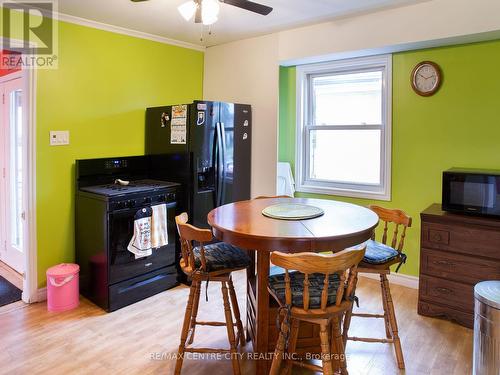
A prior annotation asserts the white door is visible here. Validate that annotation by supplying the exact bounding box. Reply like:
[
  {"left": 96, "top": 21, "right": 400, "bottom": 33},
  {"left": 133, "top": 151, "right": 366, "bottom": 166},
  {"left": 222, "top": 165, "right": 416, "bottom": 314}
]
[{"left": 0, "top": 76, "right": 26, "bottom": 274}]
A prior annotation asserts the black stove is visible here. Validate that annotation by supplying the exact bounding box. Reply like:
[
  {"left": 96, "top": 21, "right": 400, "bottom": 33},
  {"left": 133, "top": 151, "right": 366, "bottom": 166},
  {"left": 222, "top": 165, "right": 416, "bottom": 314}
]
[{"left": 75, "top": 156, "right": 180, "bottom": 312}]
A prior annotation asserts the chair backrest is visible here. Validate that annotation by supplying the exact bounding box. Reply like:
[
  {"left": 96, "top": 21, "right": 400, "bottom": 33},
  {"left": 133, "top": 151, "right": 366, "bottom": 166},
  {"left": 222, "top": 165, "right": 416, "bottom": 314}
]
[
  {"left": 369, "top": 205, "right": 412, "bottom": 252},
  {"left": 254, "top": 195, "right": 293, "bottom": 199},
  {"left": 270, "top": 247, "right": 365, "bottom": 312},
  {"left": 175, "top": 213, "right": 212, "bottom": 273}
]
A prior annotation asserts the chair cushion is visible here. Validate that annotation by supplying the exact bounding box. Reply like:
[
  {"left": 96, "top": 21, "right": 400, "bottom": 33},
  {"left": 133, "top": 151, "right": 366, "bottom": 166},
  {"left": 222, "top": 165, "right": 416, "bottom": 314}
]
[
  {"left": 193, "top": 242, "right": 251, "bottom": 272},
  {"left": 268, "top": 272, "right": 341, "bottom": 309},
  {"left": 363, "top": 239, "right": 399, "bottom": 265}
]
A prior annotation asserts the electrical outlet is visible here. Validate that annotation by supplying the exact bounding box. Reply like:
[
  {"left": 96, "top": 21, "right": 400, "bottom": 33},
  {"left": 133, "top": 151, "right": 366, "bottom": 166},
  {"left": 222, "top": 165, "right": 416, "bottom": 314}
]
[{"left": 50, "top": 131, "right": 70, "bottom": 146}]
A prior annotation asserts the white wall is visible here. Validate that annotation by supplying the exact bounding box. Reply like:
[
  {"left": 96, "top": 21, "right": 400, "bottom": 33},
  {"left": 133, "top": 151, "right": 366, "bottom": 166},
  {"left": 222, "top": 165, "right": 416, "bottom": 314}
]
[
  {"left": 203, "top": 33, "right": 280, "bottom": 197},
  {"left": 203, "top": 0, "right": 500, "bottom": 196},
  {"left": 278, "top": 0, "right": 500, "bottom": 65}
]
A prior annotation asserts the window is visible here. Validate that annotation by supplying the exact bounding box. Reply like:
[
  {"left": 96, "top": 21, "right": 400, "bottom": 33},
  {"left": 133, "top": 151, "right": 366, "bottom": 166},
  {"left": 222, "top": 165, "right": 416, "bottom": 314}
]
[
  {"left": 295, "top": 55, "right": 392, "bottom": 200},
  {"left": 10, "top": 89, "right": 23, "bottom": 249}
]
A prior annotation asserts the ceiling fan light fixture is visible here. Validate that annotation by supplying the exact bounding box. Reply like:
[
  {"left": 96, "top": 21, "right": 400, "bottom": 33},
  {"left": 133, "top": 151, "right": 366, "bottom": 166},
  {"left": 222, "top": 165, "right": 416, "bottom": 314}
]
[
  {"left": 201, "top": 0, "right": 220, "bottom": 25},
  {"left": 178, "top": 0, "right": 197, "bottom": 21},
  {"left": 202, "top": 15, "right": 218, "bottom": 25}
]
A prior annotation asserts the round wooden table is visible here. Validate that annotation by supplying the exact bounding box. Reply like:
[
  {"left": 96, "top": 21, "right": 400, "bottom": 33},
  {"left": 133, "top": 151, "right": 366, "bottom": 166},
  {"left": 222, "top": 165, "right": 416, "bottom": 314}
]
[{"left": 208, "top": 197, "right": 379, "bottom": 375}]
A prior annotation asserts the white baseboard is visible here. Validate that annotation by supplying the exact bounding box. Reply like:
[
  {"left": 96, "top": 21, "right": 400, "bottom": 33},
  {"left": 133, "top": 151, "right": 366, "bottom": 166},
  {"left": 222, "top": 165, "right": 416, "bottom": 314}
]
[
  {"left": 359, "top": 272, "right": 419, "bottom": 289},
  {"left": 37, "top": 287, "right": 47, "bottom": 302}
]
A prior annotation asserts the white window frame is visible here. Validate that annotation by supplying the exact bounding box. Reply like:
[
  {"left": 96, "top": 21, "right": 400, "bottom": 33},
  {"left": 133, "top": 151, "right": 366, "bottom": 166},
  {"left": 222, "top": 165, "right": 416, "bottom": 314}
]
[{"left": 295, "top": 54, "right": 392, "bottom": 200}]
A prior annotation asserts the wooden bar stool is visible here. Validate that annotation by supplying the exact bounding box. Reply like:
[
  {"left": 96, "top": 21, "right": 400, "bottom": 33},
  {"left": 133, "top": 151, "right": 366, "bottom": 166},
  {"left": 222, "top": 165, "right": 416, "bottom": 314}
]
[
  {"left": 343, "top": 205, "right": 412, "bottom": 370},
  {"left": 174, "top": 213, "right": 251, "bottom": 375},
  {"left": 268, "top": 247, "right": 366, "bottom": 375}
]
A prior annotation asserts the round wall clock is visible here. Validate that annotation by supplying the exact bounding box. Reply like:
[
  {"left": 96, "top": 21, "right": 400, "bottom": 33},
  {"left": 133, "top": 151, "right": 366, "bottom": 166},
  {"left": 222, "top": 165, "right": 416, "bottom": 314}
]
[{"left": 411, "top": 61, "right": 442, "bottom": 96}]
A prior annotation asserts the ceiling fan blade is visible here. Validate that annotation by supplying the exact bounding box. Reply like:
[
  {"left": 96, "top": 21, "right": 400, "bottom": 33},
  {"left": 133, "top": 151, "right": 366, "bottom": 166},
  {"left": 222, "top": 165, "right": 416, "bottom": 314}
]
[
  {"left": 221, "top": 0, "right": 273, "bottom": 15},
  {"left": 130, "top": 0, "right": 149, "bottom": 2},
  {"left": 194, "top": 0, "right": 202, "bottom": 23}
]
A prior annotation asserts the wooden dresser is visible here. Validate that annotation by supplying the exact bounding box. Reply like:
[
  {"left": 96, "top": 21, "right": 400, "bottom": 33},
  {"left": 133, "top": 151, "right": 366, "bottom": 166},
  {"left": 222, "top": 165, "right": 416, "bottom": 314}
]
[{"left": 419, "top": 204, "right": 500, "bottom": 328}]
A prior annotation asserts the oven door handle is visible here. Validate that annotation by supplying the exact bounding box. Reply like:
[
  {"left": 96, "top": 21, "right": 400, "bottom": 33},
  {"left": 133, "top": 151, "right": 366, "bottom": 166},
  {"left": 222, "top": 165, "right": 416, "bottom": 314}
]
[
  {"left": 109, "top": 201, "right": 176, "bottom": 216},
  {"left": 160, "top": 201, "right": 176, "bottom": 210}
]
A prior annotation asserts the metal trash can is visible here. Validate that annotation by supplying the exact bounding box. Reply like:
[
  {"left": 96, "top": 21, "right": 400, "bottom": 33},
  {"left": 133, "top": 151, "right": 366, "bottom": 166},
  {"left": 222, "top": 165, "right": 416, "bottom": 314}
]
[{"left": 473, "top": 281, "right": 500, "bottom": 375}]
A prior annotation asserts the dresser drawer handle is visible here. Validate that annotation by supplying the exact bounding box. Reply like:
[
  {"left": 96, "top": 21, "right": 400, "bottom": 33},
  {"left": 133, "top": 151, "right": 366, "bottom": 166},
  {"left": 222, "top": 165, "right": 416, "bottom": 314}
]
[
  {"left": 432, "top": 234, "right": 442, "bottom": 241},
  {"left": 433, "top": 260, "right": 455, "bottom": 266},
  {"left": 435, "top": 287, "right": 452, "bottom": 294}
]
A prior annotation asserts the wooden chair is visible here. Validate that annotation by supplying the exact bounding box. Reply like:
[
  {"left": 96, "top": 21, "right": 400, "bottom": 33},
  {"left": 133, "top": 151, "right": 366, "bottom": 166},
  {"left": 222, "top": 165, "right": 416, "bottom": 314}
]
[
  {"left": 342, "top": 205, "right": 412, "bottom": 370},
  {"left": 268, "top": 247, "right": 366, "bottom": 375},
  {"left": 174, "top": 213, "right": 250, "bottom": 375}
]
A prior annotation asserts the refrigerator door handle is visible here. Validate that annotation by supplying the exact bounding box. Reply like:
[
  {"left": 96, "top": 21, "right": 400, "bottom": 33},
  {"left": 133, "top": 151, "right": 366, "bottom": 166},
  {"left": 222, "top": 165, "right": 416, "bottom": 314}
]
[
  {"left": 215, "top": 122, "right": 224, "bottom": 206},
  {"left": 219, "top": 122, "right": 227, "bottom": 205},
  {"left": 212, "top": 122, "right": 219, "bottom": 208}
]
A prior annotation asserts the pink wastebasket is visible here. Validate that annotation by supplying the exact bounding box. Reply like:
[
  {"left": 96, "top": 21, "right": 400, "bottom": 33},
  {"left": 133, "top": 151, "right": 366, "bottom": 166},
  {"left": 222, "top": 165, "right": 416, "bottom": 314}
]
[{"left": 46, "top": 263, "right": 80, "bottom": 312}]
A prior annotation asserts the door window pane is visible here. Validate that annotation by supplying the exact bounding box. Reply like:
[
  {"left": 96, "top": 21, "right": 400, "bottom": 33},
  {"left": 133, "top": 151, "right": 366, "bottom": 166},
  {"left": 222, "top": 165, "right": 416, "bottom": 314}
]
[
  {"left": 309, "top": 129, "right": 381, "bottom": 185},
  {"left": 312, "top": 70, "right": 382, "bottom": 126},
  {"left": 9, "top": 89, "right": 23, "bottom": 250}
]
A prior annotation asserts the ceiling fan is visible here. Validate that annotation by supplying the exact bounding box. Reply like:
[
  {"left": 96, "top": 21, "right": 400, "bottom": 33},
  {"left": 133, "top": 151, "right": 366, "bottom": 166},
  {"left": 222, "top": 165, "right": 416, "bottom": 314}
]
[{"left": 130, "top": 0, "right": 273, "bottom": 26}]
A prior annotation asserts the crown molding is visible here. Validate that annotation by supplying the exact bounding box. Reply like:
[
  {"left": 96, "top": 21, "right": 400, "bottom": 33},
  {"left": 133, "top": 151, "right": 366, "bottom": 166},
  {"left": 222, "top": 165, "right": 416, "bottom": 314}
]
[
  {"left": 1, "top": 0, "right": 205, "bottom": 53},
  {"left": 5, "top": 1, "right": 205, "bottom": 51},
  {"left": 56, "top": 12, "right": 205, "bottom": 52}
]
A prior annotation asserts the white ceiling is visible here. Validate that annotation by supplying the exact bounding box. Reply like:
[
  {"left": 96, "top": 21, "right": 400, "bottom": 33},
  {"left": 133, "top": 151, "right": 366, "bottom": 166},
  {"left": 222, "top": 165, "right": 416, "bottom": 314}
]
[{"left": 54, "top": 0, "right": 425, "bottom": 47}]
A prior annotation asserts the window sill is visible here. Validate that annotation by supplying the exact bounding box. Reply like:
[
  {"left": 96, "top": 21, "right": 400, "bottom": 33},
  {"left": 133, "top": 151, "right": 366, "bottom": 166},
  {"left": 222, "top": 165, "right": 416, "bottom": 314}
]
[{"left": 296, "top": 184, "right": 391, "bottom": 201}]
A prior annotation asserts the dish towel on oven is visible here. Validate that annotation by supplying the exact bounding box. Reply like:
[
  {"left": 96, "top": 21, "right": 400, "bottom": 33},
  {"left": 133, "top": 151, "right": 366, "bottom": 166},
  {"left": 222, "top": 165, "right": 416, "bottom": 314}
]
[
  {"left": 127, "top": 207, "right": 153, "bottom": 259},
  {"left": 151, "top": 204, "right": 168, "bottom": 248}
]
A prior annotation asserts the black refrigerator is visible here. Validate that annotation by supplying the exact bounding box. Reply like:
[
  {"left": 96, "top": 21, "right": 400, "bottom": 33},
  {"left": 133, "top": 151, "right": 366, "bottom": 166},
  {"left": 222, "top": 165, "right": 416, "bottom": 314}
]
[{"left": 146, "top": 101, "right": 251, "bottom": 228}]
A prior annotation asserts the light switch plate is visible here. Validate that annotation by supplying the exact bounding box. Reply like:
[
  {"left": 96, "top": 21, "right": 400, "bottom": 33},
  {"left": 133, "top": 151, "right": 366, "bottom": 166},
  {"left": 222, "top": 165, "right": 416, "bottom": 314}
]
[{"left": 50, "top": 131, "right": 70, "bottom": 146}]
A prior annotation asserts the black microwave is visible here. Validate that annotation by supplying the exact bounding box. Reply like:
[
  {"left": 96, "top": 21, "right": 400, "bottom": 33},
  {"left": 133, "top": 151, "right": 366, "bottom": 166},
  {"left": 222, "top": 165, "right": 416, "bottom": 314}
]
[{"left": 442, "top": 168, "right": 500, "bottom": 217}]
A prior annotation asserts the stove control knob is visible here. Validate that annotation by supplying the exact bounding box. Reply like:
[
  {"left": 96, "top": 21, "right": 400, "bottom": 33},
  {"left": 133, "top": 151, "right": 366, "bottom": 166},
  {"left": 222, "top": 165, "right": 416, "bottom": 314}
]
[
  {"left": 127, "top": 200, "right": 136, "bottom": 208},
  {"left": 167, "top": 193, "right": 176, "bottom": 202},
  {"left": 116, "top": 202, "right": 125, "bottom": 210},
  {"left": 143, "top": 197, "right": 152, "bottom": 204},
  {"left": 158, "top": 194, "right": 166, "bottom": 202}
]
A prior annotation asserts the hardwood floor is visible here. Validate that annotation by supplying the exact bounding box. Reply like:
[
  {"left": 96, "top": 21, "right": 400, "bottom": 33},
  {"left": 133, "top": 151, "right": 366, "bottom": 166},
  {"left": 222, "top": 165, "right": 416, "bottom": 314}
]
[{"left": 0, "top": 271, "right": 472, "bottom": 375}]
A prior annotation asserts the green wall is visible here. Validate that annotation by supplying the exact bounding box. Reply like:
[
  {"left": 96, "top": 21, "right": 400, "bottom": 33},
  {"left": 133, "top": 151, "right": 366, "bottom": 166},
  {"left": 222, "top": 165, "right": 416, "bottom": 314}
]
[
  {"left": 279, "top": 39, "right": 500, "bottom": 277},
  {"left": 33, "top": 22, "right": 203, "bottom": 286}
]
